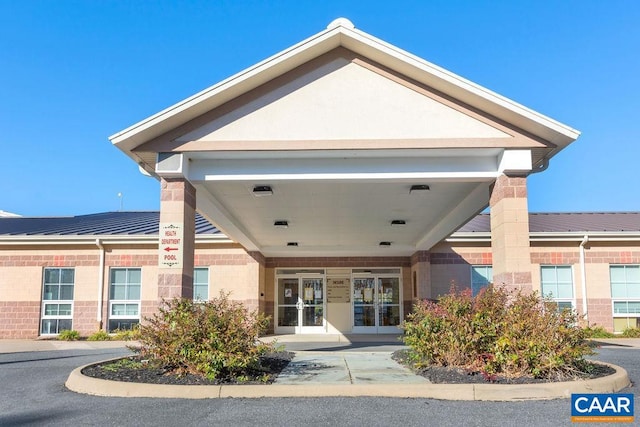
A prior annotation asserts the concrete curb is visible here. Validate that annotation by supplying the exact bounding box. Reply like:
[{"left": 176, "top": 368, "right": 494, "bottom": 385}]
[{"left": 65, "top": 360, "right": 630, "bottom": 401}]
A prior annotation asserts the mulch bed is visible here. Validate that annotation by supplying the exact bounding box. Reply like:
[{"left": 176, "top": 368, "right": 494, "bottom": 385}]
[
  {"left": 81, "top": 351, "right": 294, "bottom": 385},
  {"left": 82, "top": 349, "right": 615, "bottom": 386},
  {"left": 391, "top": 349, "right": 616, "bottom": 384}
]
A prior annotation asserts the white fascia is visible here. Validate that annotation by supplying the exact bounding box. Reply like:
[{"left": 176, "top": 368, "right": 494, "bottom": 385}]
[
  {"left": 529, "top": 232, "right": 640, "bottom": 242},
  {"left": 155, "top": 152, "right": 189, "bottom": 178},
  {"left": 445, "top": 234, "right": 492, "bottom": 243},
  {"left": 447, "top": 231, "right": 640, "bottom": 243},
  {"left": 187, "top": 149, "right": 506, "bottom": 182},
  {"left": 0, "top": 234, "right": 231, "bottom": 246},
  {"left": 498, "top": 150, "right": 532, "bottom": 174}
]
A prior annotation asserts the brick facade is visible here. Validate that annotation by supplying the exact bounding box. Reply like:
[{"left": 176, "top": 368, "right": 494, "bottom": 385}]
[
  {"left": 0, "top": 242, "right": 638, "bottom": 337},
  {"left": 585, "top": 298, "right": 614, "bottom": 330},
  {"left": 489, "top": 175, "right": 533, "bottom": 292},
  {"left": 586, "top": 251, "right": 640, "bottom": 264},
  {"left": 0, "top": 254, "right": 99, "bottom": 267},
  {"left": 105, "top": 254, "right": 157, "bottom": 266},
  {"left": 430, "top": 252, "right": 492, "bottom": 265},
  {"left": 265, "top": 256, "right": 411, "bottom": 268},
  {"left": 531, "top": 252, "right": 580, "bottom": 264},
  {"left": 195, "top": 253, "right": 260, "bottom": 266},
  {"left": 73, "top": 300, "right": 99, "bottom": 335},
  {"left": 0, "top": 301, "right": 40, "bottom": 338},
  {"left": 158, "top": 177, "right": 196, "bottom": 300}
]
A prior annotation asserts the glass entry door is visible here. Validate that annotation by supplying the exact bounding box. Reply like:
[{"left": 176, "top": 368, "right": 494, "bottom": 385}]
[
  {"left": 352, "top": 275, "right": 401, "bottom": 333},
  {"left": 276, "top": 276, "right": 325, "bottom": 334}
]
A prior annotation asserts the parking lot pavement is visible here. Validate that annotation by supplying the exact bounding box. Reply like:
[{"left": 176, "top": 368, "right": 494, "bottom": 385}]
[
  {"left": 0, "top": 339, "right": 135, "bottom": 353},
  {"left": 0, "top": 341, "right": 638, "bottom": 426}
]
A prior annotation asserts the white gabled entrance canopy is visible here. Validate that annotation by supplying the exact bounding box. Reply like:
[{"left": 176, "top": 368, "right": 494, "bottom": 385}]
[{"left": 110, "top": 18, "right": 579, "bottom": 258}]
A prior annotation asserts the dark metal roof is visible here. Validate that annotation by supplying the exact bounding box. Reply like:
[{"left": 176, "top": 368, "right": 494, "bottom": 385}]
[
  {"left": 1, "top": 211, "right": 638, "bottom": 238},
  {"left": 458, "top": 212, "right": 640, "bottom": 234},
  {"left": 0, "top": 212, "right": 219, "bottom": 236}
]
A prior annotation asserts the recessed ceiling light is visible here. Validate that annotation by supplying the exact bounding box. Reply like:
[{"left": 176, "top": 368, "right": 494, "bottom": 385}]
[
  {"left": 253, "top": 185, "right": 273, "bottom": 196},
  {"left": 274, "top": 220, "right": 289, "bottom": 228},
  {"left": 379, "top": 241, "right": 391, "bottom": 246},
  {"left": 287, "top": 242, "right": 298, "bottom": 247},
  {"left": 391, "top": 220, "right": 406, "bottom": 226},
  {"left": 409, "top": 184, "right": 430, "bottom": 194}
]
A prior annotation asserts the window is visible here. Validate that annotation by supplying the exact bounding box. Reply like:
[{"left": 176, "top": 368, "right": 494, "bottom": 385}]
[
  {"left": 541, "top": 266, "right": 574, "bottom": 311},
  {"left": 471, "top": 266, "right": 492, "bottom": 296},
  {"left": 193, "top": 267, "right": 209, "bottom": 301},
  {"left": 109, "top": 268, "right": 141, "bottom": 332},
  {"left": 610, "top": 265, "right": 640, "bottom": 333},
  {"left": 41, "top": 268, "right": 74, "bottom": 335}
]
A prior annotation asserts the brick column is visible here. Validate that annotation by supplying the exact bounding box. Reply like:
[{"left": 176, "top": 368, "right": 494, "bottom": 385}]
[
  {"left": 158, "top": 177, "right": 196, "bottom": 300},
  {"left": 410, "top": 251, "right": 432, "bottom": 300},
  {"left": 489, "top": 174, "right": 532, "bottom": 292}
]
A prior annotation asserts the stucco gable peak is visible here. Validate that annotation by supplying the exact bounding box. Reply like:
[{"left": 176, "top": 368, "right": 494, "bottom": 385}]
[{"left": 109, "top": 18, "right": 579, "bottom": 157}]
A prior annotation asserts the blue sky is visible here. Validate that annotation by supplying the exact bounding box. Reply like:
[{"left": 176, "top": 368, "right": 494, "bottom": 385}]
[{"left": 1, "top": 1, "right": 638, "bottom": 216}]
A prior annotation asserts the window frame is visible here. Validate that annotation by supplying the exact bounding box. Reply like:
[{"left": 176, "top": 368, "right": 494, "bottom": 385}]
[
  {"left": 41, "top": 267, "right": 75, "bottom": 335},
  {"left": 610, "top": 265, "right": 640, "bottom": 333},
  {"left": 108, "top": 267, "right": 142, "bottom": 331},
  {"left": 470, "top": 265, "right": 492, "bottom": 297},
  {"left": 193, "top": 267, "right": 209, "bottom": 302},
  {"left": 539, "top": 265, "right": 575, "bottom": 311}
]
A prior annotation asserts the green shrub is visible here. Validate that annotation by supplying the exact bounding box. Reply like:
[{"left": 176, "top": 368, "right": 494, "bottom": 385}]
[
  {"left": 112, "top": 325, "right": 141, "bottom": 341},
  {"left": 87, "top": 330, "right": 112, "bottom": 341},
  {"left": 137, "top": 292, "right": 273, "bottom": 380},
  {"left": 402, "top": 285, "right": 592, "bottom": 379},
  {"left": 621, "top": 327, "right": 640, "bottom": 338},
  {"left": 57, "top": 330, "right": 80, "bottom": 341},
  {"left": 102, "top": 357, "right": 144, "bottom": 372},
  {"left": 582, "top": 325, "right": 615, "bottom": 339}
]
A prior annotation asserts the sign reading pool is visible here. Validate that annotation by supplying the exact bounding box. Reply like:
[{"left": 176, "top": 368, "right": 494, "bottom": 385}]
[
  {"left": 571, "top": 393, "right": 634, "bottom": 423},
  {"left": 159, "top": 223, "right": 183, "bottom": 268}
]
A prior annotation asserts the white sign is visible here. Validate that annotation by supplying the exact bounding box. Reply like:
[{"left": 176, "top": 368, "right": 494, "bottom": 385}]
[
  {"left": 159, "top": 223, "right": 183, "bottom": 268},
  {"left": 304, "top": 287, "right": 314, "bottom": 301}
]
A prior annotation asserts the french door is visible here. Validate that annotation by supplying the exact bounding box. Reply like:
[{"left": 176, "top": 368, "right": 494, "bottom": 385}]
[
  {"left": 352, "top": 275, "right": 401, "bottom": 333},
  {"left": 276, "top": 275, "right": 326, "bottom": 334}
]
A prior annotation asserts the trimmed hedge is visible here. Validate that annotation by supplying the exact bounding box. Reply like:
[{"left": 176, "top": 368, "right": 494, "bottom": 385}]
[
  {"left": 137, "top": 292, "right": 273, "bottom": 380},
  {"left": 402, "top": 285, "right": 593, "bottom": 379}
]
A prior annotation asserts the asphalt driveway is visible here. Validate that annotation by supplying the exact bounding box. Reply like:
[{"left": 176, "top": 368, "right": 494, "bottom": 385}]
[{"left": 0, "top": 342, "right": 637, "bottom": 427}]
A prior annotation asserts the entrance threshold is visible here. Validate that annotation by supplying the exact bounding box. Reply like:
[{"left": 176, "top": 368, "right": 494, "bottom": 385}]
[{"left": 260, "top": 333, "right": 403, "bottom": 344}]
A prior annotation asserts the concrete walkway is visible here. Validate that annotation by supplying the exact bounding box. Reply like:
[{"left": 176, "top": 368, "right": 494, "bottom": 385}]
[
  {"left": 1, "top": 337, "right": 635, "bottom": 401},
  {"left": 275, "top": 351, "right": 428, "bottom": 385}
]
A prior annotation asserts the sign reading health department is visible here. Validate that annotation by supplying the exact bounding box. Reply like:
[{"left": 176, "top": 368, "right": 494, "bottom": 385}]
[{"left": 159, "top": 223, "right": 183, "bottom": 268}]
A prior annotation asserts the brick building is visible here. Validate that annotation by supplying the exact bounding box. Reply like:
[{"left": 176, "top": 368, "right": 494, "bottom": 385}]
[
  {"left": 2, "top": 19, "right": 637, "bottom": 338},
  {"left": 1, "top": 211, "right": 639, "bottom": 338}
]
